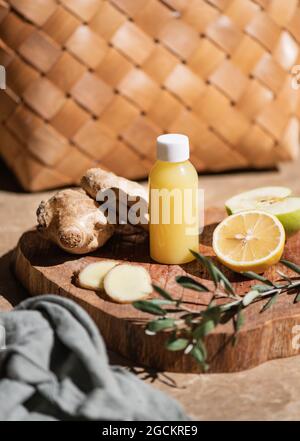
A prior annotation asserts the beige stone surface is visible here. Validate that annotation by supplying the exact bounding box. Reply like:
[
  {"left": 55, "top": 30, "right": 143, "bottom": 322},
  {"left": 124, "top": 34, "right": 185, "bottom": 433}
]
[{"left": 1, "top": 158, "right": 300, "bottom": 420}]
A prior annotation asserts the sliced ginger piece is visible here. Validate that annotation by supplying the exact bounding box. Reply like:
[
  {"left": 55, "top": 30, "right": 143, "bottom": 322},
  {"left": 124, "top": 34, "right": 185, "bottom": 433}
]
[
  {"left": 103, "top": 264, "right": 152, "bottom": 303},
  {"left": 78, "top": 260, "right": 118, "bottom": 291}
]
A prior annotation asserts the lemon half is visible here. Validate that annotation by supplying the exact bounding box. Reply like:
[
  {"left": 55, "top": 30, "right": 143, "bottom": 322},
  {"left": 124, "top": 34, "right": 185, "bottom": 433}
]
[{"left": 213, "top": 211, "right": 285, "bottom": 273}]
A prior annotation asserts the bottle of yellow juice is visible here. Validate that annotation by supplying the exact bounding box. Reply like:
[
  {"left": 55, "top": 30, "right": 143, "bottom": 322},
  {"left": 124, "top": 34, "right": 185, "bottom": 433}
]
[{"left": 149, "top": 134, "right": 199, "bottom": 264}]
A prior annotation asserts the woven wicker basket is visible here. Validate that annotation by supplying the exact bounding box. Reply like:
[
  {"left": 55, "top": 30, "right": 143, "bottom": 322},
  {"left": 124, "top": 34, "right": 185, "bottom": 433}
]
[{"left": 0, "top": 0, "right": 299, "bottom": 191}]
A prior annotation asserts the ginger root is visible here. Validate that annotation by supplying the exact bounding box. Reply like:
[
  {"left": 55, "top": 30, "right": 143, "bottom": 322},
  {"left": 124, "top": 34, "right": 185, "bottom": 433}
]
[
  {"left": 37, "top": 189, "right": 115, "bottom": 254},
  {"left": 77, "top": 261, "right": 152, "bottom": 302},
  {"left": 103, "top": 263, "right": 152, "bottom": 303},
  {"left": 77, "top": 260, "right": 118, "bottom": 290},
  {"left": 37, "top": 167, "right": 149, "bottom": 254},
  {"left": 115, "top": 223, "right": 148, "bottom": 244},
  {"left": 81, "top": 168, "right": 149, "bottom": 231}
]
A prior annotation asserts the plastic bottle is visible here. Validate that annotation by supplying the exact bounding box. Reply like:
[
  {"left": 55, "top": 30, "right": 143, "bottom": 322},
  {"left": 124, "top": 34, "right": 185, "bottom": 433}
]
[{"left": 149, "top": 134, "right": 199, "bottom": 264}]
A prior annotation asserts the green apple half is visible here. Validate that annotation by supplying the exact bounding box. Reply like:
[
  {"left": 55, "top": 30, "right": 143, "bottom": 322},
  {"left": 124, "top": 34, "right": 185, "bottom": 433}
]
[{"left": 225, "top": 187, "right": 300, "bottom": 236}]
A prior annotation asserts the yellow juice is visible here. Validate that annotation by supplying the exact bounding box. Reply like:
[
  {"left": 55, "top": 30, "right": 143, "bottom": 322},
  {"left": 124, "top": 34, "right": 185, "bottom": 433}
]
[{"left": 149, "top": 134, "right": 199, "bottom": 264}]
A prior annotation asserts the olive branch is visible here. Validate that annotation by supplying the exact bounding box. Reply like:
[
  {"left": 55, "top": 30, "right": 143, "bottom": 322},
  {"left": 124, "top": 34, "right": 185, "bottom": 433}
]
[{"left": 133, "top": 251, "right": 300, "bottom": 371}]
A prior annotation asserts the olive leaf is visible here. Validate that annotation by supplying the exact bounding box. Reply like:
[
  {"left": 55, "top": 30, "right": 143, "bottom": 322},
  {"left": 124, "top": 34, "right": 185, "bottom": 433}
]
[
  {"left": 165, "top": 338, "right": 189, "bottom": 351},
  {"left": 191, "top": 346, "right": 209, "bottom": 371},
  {"left": 201, "top": 305, "right": 222, "bottom": 323},
  {"left": 149, "top": 299, "right": 175, "bottom": 306},
  {"left": 281, "top": 260, "right": 300, "bottom": 275},
  {"left": 153, "top": 284, "right": 174, "bottom": 301},
  {"left": 276, "top": 270, "right": 292, "bottom": 283},
  {"left": 176, "top": 275, "right": 209, "bottom": 292},
  {"left": 191, "top": 250, "right": 235, "bottom": 294},
  {"left": 260, "top": 292, "right": 280, "bottom": 313},
  {"left": 133, "top": 253, "right": 300, "bottom": 371},
  {"left": 197, "top": 339, "right": 207, "bottom": 360},
  {"left": 242, "top": 272, "right": 274, "bottom": 286},
  {"left": 147, "top": 318, "right": 176, "bottom": 333},
  {"left": 214, "top": 268, "right": 235, "bottom": 295},
  {"left": 133, "top": 300, "right": 166, "bottom": 316},
  {"left": 190, "top": 250, "right": 219, "bottom": 287},
  {"left": 251, "top": 284, "right": 274, "bottom": 293},
  {"left": 193, "top": 320, "right": 215, "bottom": 339},
  {"left": 219, "top": 307, "right": 237, "bottom": 324},
  {"left": 294, "top": 292, "right": 300, "bottom": 303},
  {"left": 242, "top": 290, "right": 260, "bottom": 307},
  {"left": 234, "top": 306, "right": 244, "bottom": 332}
]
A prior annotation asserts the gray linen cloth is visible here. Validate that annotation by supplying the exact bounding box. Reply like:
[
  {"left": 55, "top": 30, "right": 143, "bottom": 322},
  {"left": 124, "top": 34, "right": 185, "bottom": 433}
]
[{"left": 0, "top": 295, "right": 189, "bottom": 421}]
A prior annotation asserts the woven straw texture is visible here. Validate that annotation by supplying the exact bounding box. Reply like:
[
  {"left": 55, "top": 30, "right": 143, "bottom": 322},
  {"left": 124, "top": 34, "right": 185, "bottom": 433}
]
[{"left": 0, "top": 0, "right": 300, "bottom": 191}]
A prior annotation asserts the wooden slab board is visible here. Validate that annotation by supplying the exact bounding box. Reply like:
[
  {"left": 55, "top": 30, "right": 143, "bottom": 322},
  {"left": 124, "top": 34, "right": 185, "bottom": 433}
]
[{"left": 14, "top": 208, "right": 300, "bottom": 373}]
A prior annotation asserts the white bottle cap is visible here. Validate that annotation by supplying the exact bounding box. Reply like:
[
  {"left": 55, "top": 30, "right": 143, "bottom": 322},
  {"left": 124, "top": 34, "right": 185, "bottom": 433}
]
[{"left": 157, "top": 134, "right": 190, "bottom": 162}]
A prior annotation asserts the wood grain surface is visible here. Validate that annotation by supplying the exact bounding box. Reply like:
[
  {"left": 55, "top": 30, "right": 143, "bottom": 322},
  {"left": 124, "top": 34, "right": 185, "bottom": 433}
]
[{"left": 14, "top": 207, "right": 300, "bottom": 373}]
